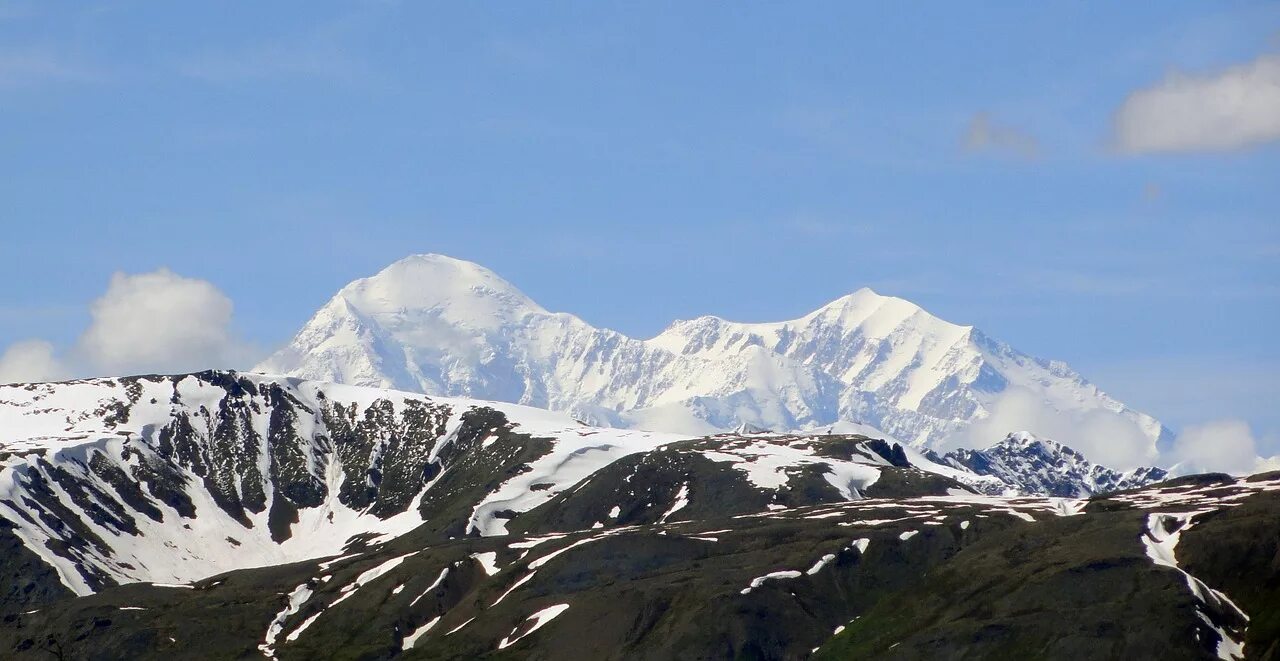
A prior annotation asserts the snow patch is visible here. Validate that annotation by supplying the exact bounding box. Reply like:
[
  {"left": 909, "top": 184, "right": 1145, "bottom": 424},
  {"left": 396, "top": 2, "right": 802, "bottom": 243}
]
[
  {"left": 401, "top": 616, "right": 441, "bottom": 650},
  {"left": 740, "top": 570, "right": 804, "bottom": 595},
  {"left": 497, "top": 603, "right": 571, "bottom": 650}
]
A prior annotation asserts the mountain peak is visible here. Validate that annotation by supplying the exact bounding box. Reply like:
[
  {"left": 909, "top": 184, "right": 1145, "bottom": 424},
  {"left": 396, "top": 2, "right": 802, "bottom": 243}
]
[
  {"left": 341, "top": 253, "right": 545, "bottom": 323},
  {"left": 991, "top": 431, "right": 1086, "bottom": 462},
  {"left": 807, "top": 287, "right": 939, "bottom": 327},
  {"left": 945, "top": 430, "right": 1167, "bottom": 497}
]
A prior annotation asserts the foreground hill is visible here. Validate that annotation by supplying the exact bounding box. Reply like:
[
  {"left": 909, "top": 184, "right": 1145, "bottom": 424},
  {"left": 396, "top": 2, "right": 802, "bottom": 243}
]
[
  {"left": 255, "top": 254, "right": 1170, "bottom": 455},
  {"left": 0, "top": 371, "right": 1265, "bottom": 659}
]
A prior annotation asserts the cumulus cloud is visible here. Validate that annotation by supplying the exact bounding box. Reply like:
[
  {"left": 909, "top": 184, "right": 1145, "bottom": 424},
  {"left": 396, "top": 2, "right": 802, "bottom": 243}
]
[
  {"left": 0, "top": 269, "right": 258, "bottom": 383},
  {"left": 945, "top": 387, "right": 1159, "bottom": 470},
  {"left": 1113, "top": 53, "right": 1280, "bottom": 153},
  {"left": 75, "top": 269, "right": 257, "bottom": 375},
  {"left": 964, "top": 113, "right": 1040, "bottom": 158},
  {"left": 1167, "top": 419, "right": 1280, "bottom": 476},
  {"left": 0, "top": 340, "right": 65, "bottom": 384}
]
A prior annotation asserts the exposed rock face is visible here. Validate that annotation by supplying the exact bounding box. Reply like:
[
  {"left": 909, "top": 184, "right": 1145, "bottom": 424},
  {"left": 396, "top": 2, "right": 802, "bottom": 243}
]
[{"left": 937, "top": 431, "right": 1171, "bottom": 497}]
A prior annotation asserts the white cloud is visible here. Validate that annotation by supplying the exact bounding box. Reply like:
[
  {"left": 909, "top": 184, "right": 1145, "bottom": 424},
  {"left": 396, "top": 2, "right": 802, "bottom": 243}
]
[
  {"left": 964, "top": 113, "right": 1040, "bottom": 158},
  {"left": 945, "top": 388, "right": 1280, "bottom": 476},
  {"left": 1082, "top": 357, "right": 1280, "bottom": 454},
  {"left": 0, "top": 340, "right": 65, "bottom": 384},
  {"left": 1113, "top": 53, "right": 1280, "bottom": 153},
  {"left": 75, "top": 269, "right": 257, "bottom": 375},
  {"left": 1167, "top": 419, "right": 1280, "bottom": 476},
  {"left": 0, "top": 269, "right": 258, "bottom": 383},
  {"left": 944, "top": 387, "right": 1159, "bottom": 470}
]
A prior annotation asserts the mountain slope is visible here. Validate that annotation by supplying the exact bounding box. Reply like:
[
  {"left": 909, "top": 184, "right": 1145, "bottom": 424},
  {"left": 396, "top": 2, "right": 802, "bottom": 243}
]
[
  {"left": 0, "top": 372, "right": 1257, "bottom": 660},
  {"left": 4, "top": 453, "right": 1274, "bottom": 659},
  {"left": 0, "top": 371, "right": 683, "bottom": 597},
  {"left": 256, "top": 254, "right": 1171, "bottom": 462},
  {"left": 0, "top": 372, "right": 1165, "bottom": 608}
]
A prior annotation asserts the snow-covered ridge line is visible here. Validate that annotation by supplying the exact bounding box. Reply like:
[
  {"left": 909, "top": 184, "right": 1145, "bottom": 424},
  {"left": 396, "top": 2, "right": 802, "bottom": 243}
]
[
  {"left": 256, "top": 253, "right": 1171, "bottom": 453},
  {"left": 0, "top": 371, "right": 685, "bottom": 594}
]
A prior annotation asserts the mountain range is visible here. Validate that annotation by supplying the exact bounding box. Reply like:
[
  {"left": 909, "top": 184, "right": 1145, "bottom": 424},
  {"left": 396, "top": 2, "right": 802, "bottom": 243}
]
[
  {"left": 4, "top": 253, "right": 1273, "bottom": 659},
  {"left": 256, "top": 254, "right": 1172, "bottom": 467}
]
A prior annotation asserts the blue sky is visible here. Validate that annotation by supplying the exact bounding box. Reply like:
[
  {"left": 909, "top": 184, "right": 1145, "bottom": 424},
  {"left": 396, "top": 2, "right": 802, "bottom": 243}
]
[{"left": 1, "top": 2, "right": 1277, "bottom": 448}]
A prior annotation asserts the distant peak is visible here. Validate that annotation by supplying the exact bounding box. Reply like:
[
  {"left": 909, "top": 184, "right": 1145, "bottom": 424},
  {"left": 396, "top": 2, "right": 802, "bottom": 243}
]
[
  {"left": 807, "top": 287, "right": 916, "bottom": 321},
  {"left": 379, "top": 253, "right": 505, "bottom": 280},
  {"left": 1004, "top": 430, "right": 1044, "bottom": 446},
  {"left": 815, "top": 287, "right": 922, "bottom": 313},
  {"left": 825, "top": 287, "right": 883, "bottom": 305},
  {"left": 732, "top": 422, "right": 773, "bottom": 435},
  {"left": 990, "top": 431, "right": 1085, "bottom": 460},
  {"left": 338, "top": 253, "right": 546, "bottom": 319},
  {"left": 391, "top": 252, "right": 479, "bottom": 267}
]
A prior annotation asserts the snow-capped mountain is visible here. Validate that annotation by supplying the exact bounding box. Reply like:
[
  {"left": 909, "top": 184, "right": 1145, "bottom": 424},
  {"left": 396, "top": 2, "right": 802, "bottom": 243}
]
[{"left": 257, "top": 254, "right": 1171, "bottom": 459}]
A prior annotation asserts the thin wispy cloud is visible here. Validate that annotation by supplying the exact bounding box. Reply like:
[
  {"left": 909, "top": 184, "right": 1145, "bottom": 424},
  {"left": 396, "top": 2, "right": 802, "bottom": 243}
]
[
  {"left": 1113, "top": 53, "right": 1280, "bottom": 153},
  {"left": 0, "top": 48, "right": 100, "bottom": 87},
  {"left": 173, "top": 14, "right": 383, "bottom": 85},
  {"left": 1029, "top": 270, "right": 1158, "bottom": 297},
  {"left": 176, "top": 40, "right": 369, "bottom": 84},
  {"left": 963, "top": 112, "right": 1040, "bottom": 158},
  {"left": 781, "top": 215, "right": 873, "bottom": 238},
  {"left": 0, "top": 0, "right": 35, "bottom": 21}
]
